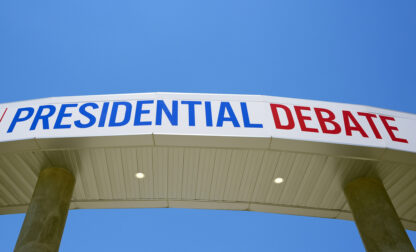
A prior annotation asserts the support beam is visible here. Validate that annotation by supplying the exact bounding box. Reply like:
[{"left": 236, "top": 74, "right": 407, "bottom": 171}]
[
  {"left": 344, "top": 177, "right": 415, "bottom": 252},
  {"left": 14, "top": 167, "right": 75, "bottom": 252}
]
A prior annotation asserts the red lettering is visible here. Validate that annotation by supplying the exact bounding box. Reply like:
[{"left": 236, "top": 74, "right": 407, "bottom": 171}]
[
  {"left": 314, "top": 108, "right": 341, "bottom": 134},
  {"left": 294, "top": 106, "right": 318, "bottom": 133},
  {"left": 379, "top": 116, "right": 408, "bottom": 143},
  {"left": 343, "top": 111, "right": 368, "bottom": 137},
  {"left": 357, "top": 112, "right": 382, "bottom": 139},
  {"left": 270, "top": 104, "right": 295, "bottom": 130}
]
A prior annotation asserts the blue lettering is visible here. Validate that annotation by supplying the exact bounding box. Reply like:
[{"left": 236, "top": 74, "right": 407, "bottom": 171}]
[
  {"left": 216, "top": 102, "right": 240, "bottom": 127},
  {"left": 134, "top": 100, "right": 153, "bottom": 126},
  {"left": 181, "top": 101, "right": 201, "bottom": 126},
  {"left": 241, "top": 102, "right": 263, "bottom": 128},
  {"left": 109, "top": 102, "right": 132, "bottom": 127},
  {"left": 156, "top": 100, "right": 178, "bottom": 126},
  {"left": 98, "top": 102, "right": 109, "bottom": 127},
  {"left": 54, "top": 104, "right": 77, "bottom": 129},
  {"left": 30, "top": 105, "right": 56, "bottom": 130},
  {"left": 75, "top": 103, "right": 98, "bottom": 128},
  {"left": 205, "top": 101, "right": 213, "bottom": 127},
  {"left": 7, "top": 107, "right": 34, "bottom": 133}
]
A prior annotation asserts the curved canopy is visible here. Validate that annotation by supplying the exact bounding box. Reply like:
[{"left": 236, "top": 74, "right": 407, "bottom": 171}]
[{"left": 1, "top": 92, "right": 415, "bottom": 230}]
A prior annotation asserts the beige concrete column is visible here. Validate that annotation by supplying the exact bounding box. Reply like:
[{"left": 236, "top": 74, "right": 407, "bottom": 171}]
[
  {"left": 14, "top": 167, "right": 75, "bottom": 252},
  {"left": 344, "top": 177, "right": 415, "bottom": 252}
]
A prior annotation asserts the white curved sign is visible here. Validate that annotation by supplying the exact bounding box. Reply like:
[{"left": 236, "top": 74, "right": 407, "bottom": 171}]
[{"left": 0, "top": 93, "right": 415, "bottom": 158}]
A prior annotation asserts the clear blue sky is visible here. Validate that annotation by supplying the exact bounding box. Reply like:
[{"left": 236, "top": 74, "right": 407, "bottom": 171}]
[{"left": 1, "top": 0, "right": 416, "bottom": 251}]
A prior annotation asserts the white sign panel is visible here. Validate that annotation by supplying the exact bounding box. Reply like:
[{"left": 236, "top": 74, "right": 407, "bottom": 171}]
[{"left": 0, "top": 93, "right": 415, "bottom": 155}]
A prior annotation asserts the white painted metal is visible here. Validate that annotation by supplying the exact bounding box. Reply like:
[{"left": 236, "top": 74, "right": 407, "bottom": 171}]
[{"left": 0, "top": 93, "right": 415, "bottom": 230}]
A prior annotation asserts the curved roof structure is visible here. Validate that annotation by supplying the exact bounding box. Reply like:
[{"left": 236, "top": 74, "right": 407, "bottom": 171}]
[{"left": 1, "top": 92, "right": 415, "bottom": 230}]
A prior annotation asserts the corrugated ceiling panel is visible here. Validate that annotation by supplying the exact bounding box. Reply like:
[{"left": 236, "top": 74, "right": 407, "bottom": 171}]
[
  {"left": 306, "top": 157, "right": 340, "bottom": 208},
  {"left": 195, "top": 149, "right": 216, "bottom": 200},
  {"left": 406, "top": 205, "right": 416, "bottom": 221},
  {"left": 392, "top": 167, "right": 416, "bottom": 217},
  {"left": 1, "top": 145, "right": 415, "bottom": 230},
  {"left": 89, "top": 149, "right": 113, "bottom": 200},
  {"left": 167, "top": 147, "right": 184, "bottom": 199},
  {"left": 209, "top": 149, "right": 232, "bottom": 201},
  {"left": 388, "top": 166, "right": 416, "bottom": 208},
  {"left": 136, "top": 147, "right": 154, "bottom": 199},
  {"left": 76, "top": 150, "right": 99, "bottom": 200},
  {"left": 398, "top": 191, "right": 416, "bottom": 220},
  {"left": 223, "top": 150, "right": 249, "bottom": 201},
  {"left": 152, "top": 147, "right": 168, "bottom": 199},
  {"left": 383, "top": 166, "right": 411, "bottom": 196},
  {"left": 0, "top": 156, "right": 31, "bottom": 204},
  {"left": 279, "top": 154, "right": 313, "bottom": 205},
  {"left": 251, "top": 151, "right": 281, "bottom": 203},
  {"left": 0, "top": 151, "right": 50, "bottom": 206},
  {"left": 316, "top": 158, "right": 351, "bottom": 209},
  {"left": 121, "top": 148, "right": 141, "bottom": 200},
  {"left": 10, "top": 154, "right": 40, "bottom": 184},
  {"left": 265, "top": 152, "right": 297, "bottom": 204},
  {"left": 181, "top": 148, "right": 199, "bottom": 200},
  {"left": 292, "top": 155, "right": 327, "bottom": 206},
  {"left": 236, "top": 150, "right": 264, "bottom": 202},
  {"left": 1, "top": 155, "right": 37, "bottom": 198},
  {"left": 377, "top": 162, "right": 402, "bottom": 189},
  {"left": 0, "top": 174, "right": 22, "bottom": 205},
  {"left": 104, "top": 148, "right": 127, "bottom": 200}
]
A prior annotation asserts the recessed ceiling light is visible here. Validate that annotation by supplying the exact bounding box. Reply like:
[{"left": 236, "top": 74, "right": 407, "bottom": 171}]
[
  {"left": 135, "top": 172, "right": 145, "bottom": 179},
  {"left": 274, "top": 177, "right": 284, "bottom": 184}
]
